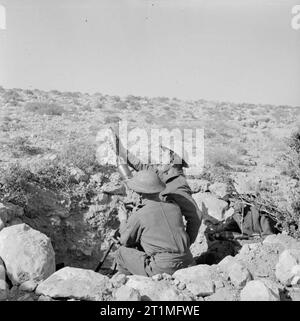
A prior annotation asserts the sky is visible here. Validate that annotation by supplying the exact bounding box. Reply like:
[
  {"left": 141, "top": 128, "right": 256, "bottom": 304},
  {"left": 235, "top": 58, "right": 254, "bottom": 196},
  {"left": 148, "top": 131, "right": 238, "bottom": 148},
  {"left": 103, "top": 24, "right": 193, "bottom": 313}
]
[{"left": 0, "top": 0, "right": 300, "bottom": 106}]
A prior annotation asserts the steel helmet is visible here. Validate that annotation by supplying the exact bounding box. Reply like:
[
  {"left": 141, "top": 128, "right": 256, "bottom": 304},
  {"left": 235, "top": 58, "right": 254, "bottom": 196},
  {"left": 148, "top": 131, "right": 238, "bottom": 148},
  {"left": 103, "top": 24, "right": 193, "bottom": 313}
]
[{"left": 127, "top": 170, "right": 166, "bottom": 194}]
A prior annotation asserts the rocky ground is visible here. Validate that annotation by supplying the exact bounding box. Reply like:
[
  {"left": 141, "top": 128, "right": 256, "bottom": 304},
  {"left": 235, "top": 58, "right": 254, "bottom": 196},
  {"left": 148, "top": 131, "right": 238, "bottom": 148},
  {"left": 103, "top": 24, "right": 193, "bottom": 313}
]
[
  {"left": 0, "top": 86, "right": 300, "bottom": 301},
  {"left": 1, "top": 223, "right": 300, "bottom": 301}
]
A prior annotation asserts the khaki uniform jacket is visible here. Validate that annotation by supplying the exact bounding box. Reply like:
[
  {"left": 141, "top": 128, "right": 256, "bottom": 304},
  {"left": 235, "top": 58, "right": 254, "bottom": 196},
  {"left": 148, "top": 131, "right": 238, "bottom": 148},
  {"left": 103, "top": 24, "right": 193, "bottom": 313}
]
[{"left": 119, "top": 199, "right": 194, "bottom": 270}]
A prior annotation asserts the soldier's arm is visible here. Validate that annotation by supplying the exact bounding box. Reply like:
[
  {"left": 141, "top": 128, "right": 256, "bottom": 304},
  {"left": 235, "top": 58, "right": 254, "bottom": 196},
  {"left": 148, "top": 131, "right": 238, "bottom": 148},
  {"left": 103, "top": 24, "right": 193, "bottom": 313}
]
[
  {"left": 119, "top": 212, "right": 143, "bottom": 247},
  {"left": 116, "top": 133, "right": 159, "bottom": 172},
  {"left": 166, "top": 192, "right": 202, "bottom": 244}
]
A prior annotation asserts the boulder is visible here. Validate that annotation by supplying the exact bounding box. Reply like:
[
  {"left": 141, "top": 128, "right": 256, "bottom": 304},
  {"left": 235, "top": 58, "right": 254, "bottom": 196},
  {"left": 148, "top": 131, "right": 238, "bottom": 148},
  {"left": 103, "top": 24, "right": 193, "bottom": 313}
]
[
  {"left": 126, "top": 275, "right": 193, "bottom": 301},
  {"left": 152, "top": 274, "right": 163, "bottom": 281},
  {"left": 218, "top": 256, "right": 252, "bottom": 287},
  {"left": 208, "top": 182, "right": 230, "bottom": 199},
  {"left": 233, "top": 178, "right": 257, "bottom": 195},
  {"left": 192, "top": 192, "right": 228, "bottom": 221},
  {"left": 218, "top": 255, "right": 236, "bottom": 272},
  {"left": 240, "top": 280, "right": 280, "bottom": 301},
  {"left": 234, "top": 242, "right": 280, "bottom": 279},
  {"left": 186, "top": 179, "right": 210, "bottom": 194},
  {"left": 227, "top": 262, "right": 252, "bottom": 288},
  {"left": 205, "top": 287, "right": 238, "bottom": 301},
  {"left": 173, "top": 265, "right": 215, "bottom": 297},
  {"left": 224, "top": 207, "right": 234, "bottom": 220},
  {"left": 0, "top": 224, "right": 55, "bottom": 285},
  {"left": 110, "top": 273, "right": 127, "bottom": 288},
  {"left": 114, "top": 285, "right": 141, "bottom": 301},
  {"left": 36, "top": 267, "right": 111, "bottom": 301},
  {"left": 19, "top": 280, "right": 39, "bottom": 292},
  {"left": 275, "top": 249, "right": 300, "bottom": 285},
  {"left": 38, "top": 295, "right": 54, "bottom": 301},
  {"left": 263, "top": 234, "right": 300, "bottom": 251}
]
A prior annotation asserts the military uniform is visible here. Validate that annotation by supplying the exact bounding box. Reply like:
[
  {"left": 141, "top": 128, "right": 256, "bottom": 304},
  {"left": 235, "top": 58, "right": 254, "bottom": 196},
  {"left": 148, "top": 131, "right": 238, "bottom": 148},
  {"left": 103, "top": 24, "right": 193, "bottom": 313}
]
[
  {"left": 121, "top": 150, "right": 202, "bottom": 244},
  {"left": 115, "top": 199, "right": 194, "bottom": 276}
]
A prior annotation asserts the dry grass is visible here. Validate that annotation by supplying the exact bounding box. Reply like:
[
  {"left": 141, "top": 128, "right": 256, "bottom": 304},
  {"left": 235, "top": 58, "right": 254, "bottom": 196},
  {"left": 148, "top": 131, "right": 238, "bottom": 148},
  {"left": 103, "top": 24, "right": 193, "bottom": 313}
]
[{"left": 24, "top": 101, "right": 65, "bottom": 116}]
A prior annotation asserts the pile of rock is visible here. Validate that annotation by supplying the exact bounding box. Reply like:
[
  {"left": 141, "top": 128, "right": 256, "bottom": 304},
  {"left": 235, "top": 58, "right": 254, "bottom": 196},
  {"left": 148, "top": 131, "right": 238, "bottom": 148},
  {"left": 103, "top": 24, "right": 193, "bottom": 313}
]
[{"left": 1, "top": 199, "right": 300, "bottom": 301}]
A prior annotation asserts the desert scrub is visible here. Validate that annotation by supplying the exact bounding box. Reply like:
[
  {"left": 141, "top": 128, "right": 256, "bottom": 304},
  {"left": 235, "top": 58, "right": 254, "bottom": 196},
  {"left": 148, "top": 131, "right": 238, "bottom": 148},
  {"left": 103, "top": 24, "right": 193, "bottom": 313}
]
[
  {"left": 103, "top": 115, "right": 121, "bottom": 124},
  {"left": 2, "top": 89, "right": 24, "bottom": 106},
  {"left": 113, "top": 101, "right": 128, "bottom": 110},
  {"left": 273, "top": 129, "right": 300, "bottom": 238},
  {"left": 9, "top": 136, "right": 43, "bottom": 157},
  {"left": 0, "top": 160, "right": 115, "bottom": 213},
  {"left": 24, "top": 101, "right": 65, "bottom": 116},
  {"left": 58, "top": 139, "right": 100, "bottom": 173},
  {"left": 207, "top": 146, "right": 241, "bottom": 169},
  {"left": 0, "top": 163, "right": 34, "bottom": 207}
]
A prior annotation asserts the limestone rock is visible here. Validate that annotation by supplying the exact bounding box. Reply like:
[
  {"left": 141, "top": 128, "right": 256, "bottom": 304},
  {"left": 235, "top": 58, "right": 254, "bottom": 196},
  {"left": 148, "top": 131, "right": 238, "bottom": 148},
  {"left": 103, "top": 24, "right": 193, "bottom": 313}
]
[
  {"left": 152, "top": 274, "right": 163, "bottom": 281},
  {"left": 275, "top": 249, "right": 300, "bottom": 285},
  {"left": 233, "top": 179, "right": 257, "bottom": 195},
  {"left": 224, "top": 207, "right": 235, "bottom": 220},
  {"left": 19, "top": 280, "right": 39, "bottom": 292},
  {"left": 227, "top": 262, "right": 252, "bottom": 288},
  {"left": 209, "top": 182, "right": 230, "bottom": 199},
  {"left": 263, "top": 234, "right": 300, "bottom": 251},
  {"left": 186, "top": 179, "right": 210, "bottom": 194},
  {"left": 218, "top": 256, "right": 252, "bottom": 287},
  {"left": 240, "top": 280, "right": 280, "bottom": 301},
  {"left": 110, "top": 273, "right": 127, "bottom": 288},
  {"left": 36, "top": 267, "right": 111, "bottom": 301},
  {"left": 218, "top": 255, "right": 236, "bottom": 272},
  {"left": 173, "top": 265, "right": 215, "bottom": 297},
  {"left": 38, "top": 295, "right": 54, "bottom": 301},
  {"left": 126, "top": 275, "right": 193, "bottom": 301},
  {"left": 192, "top": 192, "right": 228, "bottom": 221},
  {"left": 205, "top": 287, "right": 238, "bottom": 301},
  {"left": 0, "top": 224, "right": 55, "bottom": 285},
  {"left": 114, "top": 285, "right": 141, "bottom": 301}
]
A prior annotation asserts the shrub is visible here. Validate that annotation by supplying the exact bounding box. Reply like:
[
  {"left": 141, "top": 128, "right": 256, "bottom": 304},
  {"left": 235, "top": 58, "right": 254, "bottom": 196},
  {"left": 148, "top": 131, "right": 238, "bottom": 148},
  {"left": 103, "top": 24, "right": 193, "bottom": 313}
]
[
  {"left": 24, "top": 101, "right": 65, "bottom": 116},
  {"left": 113, "top": 101, "right": 127, "bottom": 110},
  {"left": 104, "top": 115, "right": 121, "bottom": 124},
  {"left": 0, "top": 159, "right": 116, "bottom": 215},
  {"left": 207, "top": 147, "right": 240, "bottom": 169},
  {"left": 9, "top": 136, "right": 43, "bottom": 157},
  {"left": 3, "top": 90, "right": 23, "bottom": 105},
  {"left": 58, "top": 139, "right": 100, "bottom": 172},
  {"left": 277, "top": 129, "right": 300, "bottom": 238}
]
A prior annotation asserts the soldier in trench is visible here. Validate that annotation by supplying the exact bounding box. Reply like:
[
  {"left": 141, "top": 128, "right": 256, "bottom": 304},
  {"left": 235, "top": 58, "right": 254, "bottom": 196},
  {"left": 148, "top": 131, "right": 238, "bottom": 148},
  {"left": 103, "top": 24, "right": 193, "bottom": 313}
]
[
  {"left": 115, "top": 170, "right": 195, "bottom": 276},
  {"left": 109, "top": 129, "right": 202, "bottom": 246}
]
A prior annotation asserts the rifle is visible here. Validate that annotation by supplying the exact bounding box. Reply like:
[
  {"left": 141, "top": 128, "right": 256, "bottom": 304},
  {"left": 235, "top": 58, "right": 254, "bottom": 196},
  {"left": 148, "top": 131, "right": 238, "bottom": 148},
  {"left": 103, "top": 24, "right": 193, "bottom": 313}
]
[
  {"left": 94, "top": 129, "right": 134, "bottom": 273},
  {"left": 94, "top": 229, "right": 120, "bottom": 273}
]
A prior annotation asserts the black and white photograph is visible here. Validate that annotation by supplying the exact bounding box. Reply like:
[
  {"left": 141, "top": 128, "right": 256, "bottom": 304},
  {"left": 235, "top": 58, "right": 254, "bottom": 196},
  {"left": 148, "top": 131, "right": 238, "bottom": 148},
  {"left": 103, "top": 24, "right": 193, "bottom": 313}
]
[{"left": 0, "top": 0, "right": 300, "bottom": 311}]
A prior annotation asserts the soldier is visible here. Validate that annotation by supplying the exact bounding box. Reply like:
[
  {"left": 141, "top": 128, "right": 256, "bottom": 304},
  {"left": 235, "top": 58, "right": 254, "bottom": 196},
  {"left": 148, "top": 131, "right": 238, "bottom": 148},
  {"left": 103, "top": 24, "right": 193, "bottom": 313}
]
[
  {"left": 115, "top": 170, "right": 195, "bottom": 276},
  {"left": 110, "top": 129, "right": 202, "bottom": 244}
]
